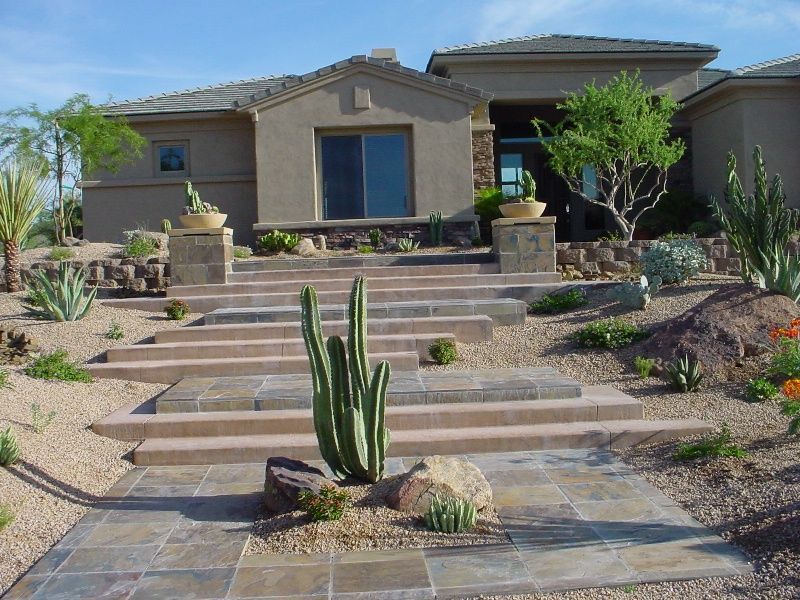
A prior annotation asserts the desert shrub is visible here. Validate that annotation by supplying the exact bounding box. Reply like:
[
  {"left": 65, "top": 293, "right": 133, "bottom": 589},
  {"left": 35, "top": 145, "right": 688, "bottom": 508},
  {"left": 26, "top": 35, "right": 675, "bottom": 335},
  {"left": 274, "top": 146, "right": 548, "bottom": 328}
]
[
  {"left": 30, "top": 403, "right": 56, "bottom": 434},
  {"left": 123, "top": 236, "right": 158, "bottom": 258},
  {"left": 0, "top": 369, "right": 10, "bottom": 389},
  {"left": 357, "top": 245, "right": 374, "bottom": 254},
  {"left": 687, "top": 221, "right": 716, "bottom": 238},
  {"left": 165, "top": 299, "right": 191, "bottom": 321},
  {"left": 597, "top": 230, "right": 622, "bottom": 242},
  {"left": 633, "top": 356, "right": 655, "bottom": 379},
  {"left": 297, "top": 485, "right": 350, "bottom": 522},
  {"left": 529, "top": 289, "right": 588, "bottom": 314},
  {"left": 0, "top": 426, "right": 21, "bottom": 466},
  {"left": 368, "top": 228, "right": 382, "bottom": 248},
  {"left": 47, "top": 246, "right": 74, "bottom": 261},
  {"left": 769, "top": 338, "right": 800, "bottom": 378},
  {"left": 572, "top": 318, "right": 649, "bottom": 349},
  {"left": 105, "top": 322, "right": 124, "bottom": 340},
  {"left": 233, "top": 245, "right": 253, "bottom": 259},
  {"left": 24, "top": 350, "right": 92, "bottom": 382},
  {"left": 0, "top": 504, "right": 13, "bottom": 531},
  {"left": 24, "top": 263, "right": 97, "bottom": 321},
  {"left": 745, "top": 378, "right": 778, "bottom": 403},
  {"left": 674, "top": 425, "right": 747, "bottom": 460},
  {"left": 429, "top": 338, "right": 458, "bottom": 365},
  {"left": 783, "top": 399, "right": 800, "bottom": 435},
  {"left": 657, "top": 232, "right": 693, "bottom": 241},
  {"left": 258, "top": 229, "right": 300, "bottom": 253},
  {"left": 473, "top": 187, "right": 503, "bottom": 225},
  {"left": 424, "top": 495, "right": 477, "bottom": 533},
  {"left": 641, "top": 239, "right": 707, "bottom": 284},
  {"left": 664, "top": 355, "right": 704, "bottom": 392}
]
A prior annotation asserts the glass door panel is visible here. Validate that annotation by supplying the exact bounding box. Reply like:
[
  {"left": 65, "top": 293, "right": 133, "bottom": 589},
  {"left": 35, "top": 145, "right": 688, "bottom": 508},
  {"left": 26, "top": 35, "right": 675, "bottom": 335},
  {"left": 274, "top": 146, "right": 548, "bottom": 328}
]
[
  {"left": 321, "top": 135, "right": 364, "bottom": 219},
  {"left": 364, "top": 134, "right": 408, "bottom": 217}
]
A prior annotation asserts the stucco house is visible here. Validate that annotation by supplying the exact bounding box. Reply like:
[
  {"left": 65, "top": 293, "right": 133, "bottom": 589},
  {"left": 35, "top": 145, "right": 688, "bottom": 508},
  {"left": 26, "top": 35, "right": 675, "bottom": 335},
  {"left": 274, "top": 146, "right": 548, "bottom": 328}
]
[{"left": 84, "top": 35, "right": 800, "bottom": 244}]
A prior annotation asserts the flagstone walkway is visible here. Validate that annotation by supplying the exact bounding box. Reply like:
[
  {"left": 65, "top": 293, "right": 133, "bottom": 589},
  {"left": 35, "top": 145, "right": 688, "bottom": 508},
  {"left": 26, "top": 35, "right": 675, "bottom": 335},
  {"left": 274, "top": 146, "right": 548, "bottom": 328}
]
[{"left": 5, "top": 450, "right": 751, "bottom": 599}]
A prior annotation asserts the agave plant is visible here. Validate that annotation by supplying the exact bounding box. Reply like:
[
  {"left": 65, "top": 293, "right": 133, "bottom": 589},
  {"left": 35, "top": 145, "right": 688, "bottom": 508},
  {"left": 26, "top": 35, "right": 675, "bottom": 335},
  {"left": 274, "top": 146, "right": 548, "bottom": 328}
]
[
  {"left": 0, "top": 426, "right": 21, "bottom": 466},
  {"left": 424, "top": 495, "right": 477, "bottom": 533},
  {"left": 664, "top": 355, "right": 704, "bottom": 393},
  {"left": 0, "top": 161, "right": 50, "bottom": 292},
  {"left": 24, "top": 262, "right": 97, "bottom": 321},
  {"left": 397, "top": 237, "right": 420, "bottom": 252}
]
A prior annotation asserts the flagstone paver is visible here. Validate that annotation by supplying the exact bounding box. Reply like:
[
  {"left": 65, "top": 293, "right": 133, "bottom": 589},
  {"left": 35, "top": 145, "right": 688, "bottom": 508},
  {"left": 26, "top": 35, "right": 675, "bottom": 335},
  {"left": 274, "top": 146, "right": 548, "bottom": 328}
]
[{"left": 5, "top": 450, "right": 752, "bottom": 599}]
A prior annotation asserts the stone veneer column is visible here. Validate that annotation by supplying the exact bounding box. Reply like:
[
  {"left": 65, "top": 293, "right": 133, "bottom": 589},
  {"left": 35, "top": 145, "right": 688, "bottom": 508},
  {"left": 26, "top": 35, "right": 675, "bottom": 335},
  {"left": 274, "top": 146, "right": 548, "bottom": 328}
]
[
  {"left": 471, "top": 127, "right": 496, "bottom": 190},
  {"left": 492, "top": 217, "right": 556, "bottom": 273},
  {"left": 168, "top": 227, "right": 233, "bottom": 286}
]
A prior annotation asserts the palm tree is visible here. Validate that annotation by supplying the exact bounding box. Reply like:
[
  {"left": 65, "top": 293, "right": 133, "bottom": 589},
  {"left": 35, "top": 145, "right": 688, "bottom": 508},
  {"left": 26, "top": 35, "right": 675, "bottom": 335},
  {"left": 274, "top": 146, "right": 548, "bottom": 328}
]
[{"left": 0, "top": 161, "right": 49, "bottom": 292}]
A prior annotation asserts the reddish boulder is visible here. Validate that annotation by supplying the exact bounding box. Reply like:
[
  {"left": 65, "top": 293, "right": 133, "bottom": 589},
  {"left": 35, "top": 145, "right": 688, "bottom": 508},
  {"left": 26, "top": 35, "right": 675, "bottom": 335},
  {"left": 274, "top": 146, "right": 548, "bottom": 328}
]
[{"left": 263, "top": 456, "right": 335, "bottom": 513}]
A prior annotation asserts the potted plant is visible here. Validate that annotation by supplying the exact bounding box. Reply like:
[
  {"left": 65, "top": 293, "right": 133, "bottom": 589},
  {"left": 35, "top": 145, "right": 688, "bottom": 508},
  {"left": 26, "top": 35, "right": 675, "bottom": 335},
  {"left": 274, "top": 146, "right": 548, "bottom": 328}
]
[
  {"left": 499, "top": 170, "right": 547, "bottom": 218},
  {"left": 178, "top": 181, "right": 227, "bottom": 228}
]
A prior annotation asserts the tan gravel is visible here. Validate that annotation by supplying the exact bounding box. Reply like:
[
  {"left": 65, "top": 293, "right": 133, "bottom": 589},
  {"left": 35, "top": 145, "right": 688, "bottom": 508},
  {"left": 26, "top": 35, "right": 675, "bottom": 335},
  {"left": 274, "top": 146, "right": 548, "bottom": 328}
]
[
  {"left": 0, "top": 293, "right": 188, "bottom": 595},
  {"left": 420, "top": 274, "right": 797, "bottom": 599},
  {"left": 247, "top": 475, "right": 507, "bottom": 555}
]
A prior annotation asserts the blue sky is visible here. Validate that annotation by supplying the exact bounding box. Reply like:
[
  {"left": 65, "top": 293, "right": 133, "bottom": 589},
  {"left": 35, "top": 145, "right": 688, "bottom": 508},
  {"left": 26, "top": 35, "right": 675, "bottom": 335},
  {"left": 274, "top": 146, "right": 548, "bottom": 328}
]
[{"left": 0, "top": 0, "right": 798, "bottom": 110}]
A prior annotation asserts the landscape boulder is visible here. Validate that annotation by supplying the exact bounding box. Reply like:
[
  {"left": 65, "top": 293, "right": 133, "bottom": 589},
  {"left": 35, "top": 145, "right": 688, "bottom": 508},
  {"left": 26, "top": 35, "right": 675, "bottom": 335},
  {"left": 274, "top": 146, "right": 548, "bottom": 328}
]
[
  {"left": 263, "top": 456, "right": 335, "bottom": 513},
  {"left": 636, "top": 284, "right": 800, "bottom": 376},
  {"left": 386, "top": 455, "right": 492, "bottom": 514},
  {"left": 290, "top": 238, "right": 317, "bottom": 257}
]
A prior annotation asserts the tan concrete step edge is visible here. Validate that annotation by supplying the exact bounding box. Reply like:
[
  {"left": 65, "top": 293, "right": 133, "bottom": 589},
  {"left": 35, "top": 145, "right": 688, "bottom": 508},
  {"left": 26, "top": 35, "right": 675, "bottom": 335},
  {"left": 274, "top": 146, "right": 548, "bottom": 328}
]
[
  {"left": 92, "top": 385, "right": 645, "bottom": 441},
  {"left": 154, "top": 315, "right": 493, "bottom": 344},
  {"left": 87, "top": 351, "right": 420, "bottom": 385},
  {"left": 131, "top": 418, "right": 712, "bottom": 466},
  {"left": 229, "top": 263, "right": 500, "bottom": 281},
  {"left": 105, "top": 333, "right": 454, "bottom": 363}
]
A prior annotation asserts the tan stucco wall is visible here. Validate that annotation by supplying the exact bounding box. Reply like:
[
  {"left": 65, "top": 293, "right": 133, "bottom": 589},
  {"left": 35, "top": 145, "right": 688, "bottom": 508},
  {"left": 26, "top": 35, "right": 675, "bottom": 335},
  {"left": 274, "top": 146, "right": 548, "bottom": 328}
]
[
  {"left": 437, "top": 57, "right": 708, "bottom": 102},
  {"left": 82, "top": 116, "right": 257, "bottom": 243},
  {"left": 250, "top": 68, "right": 477, "bottom": 224},
  {"left": 687, "top": 83, "right": 800, "bottom": 205}
]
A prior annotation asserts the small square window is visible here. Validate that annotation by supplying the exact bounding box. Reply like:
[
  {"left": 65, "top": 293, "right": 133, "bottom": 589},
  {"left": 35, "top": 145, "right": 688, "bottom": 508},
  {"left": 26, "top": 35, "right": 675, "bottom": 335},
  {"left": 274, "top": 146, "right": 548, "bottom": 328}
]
[{"left": 155, "top": 143, "right": 188, "bottom": 176}]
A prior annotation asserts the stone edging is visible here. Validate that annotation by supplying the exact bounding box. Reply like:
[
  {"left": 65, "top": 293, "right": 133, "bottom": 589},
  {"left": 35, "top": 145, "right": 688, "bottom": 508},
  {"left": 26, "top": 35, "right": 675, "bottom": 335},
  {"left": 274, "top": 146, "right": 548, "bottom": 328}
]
[{"left": 24, "top": 257, "right": 170, "bottom": 291}]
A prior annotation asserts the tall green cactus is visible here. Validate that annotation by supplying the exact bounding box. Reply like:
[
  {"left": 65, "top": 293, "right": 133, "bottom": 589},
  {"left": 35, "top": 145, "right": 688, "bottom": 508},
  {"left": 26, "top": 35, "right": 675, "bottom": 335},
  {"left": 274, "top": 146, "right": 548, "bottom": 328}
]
[
  {"left": 300, "top": 276, "right": 391, "bottom": 483},
  {"left": 429, "top": 211, "right": 443, "bottom": 246},
  {"left": 184, "top": 180, "right": 203, "bottom": 213},
  {"left": 519, "top": 169, "right": 536, "bottom": 200}
]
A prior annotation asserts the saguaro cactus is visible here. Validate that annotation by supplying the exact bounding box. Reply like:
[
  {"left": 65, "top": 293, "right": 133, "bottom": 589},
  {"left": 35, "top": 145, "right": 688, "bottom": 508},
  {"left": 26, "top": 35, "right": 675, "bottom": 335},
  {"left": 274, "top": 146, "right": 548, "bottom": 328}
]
[{"left": 300, "top": 276, "right": 391, "bottom": 483}]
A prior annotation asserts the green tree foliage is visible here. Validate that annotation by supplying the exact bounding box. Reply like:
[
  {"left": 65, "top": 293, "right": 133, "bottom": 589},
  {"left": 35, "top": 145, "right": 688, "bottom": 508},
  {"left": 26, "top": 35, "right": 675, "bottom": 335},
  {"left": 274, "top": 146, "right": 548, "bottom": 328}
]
[
  {"left": 534, "top": 71, "right": 684, "bottom": 240},
  {"left": 1, "top": 94, "right": 145, "bottom": 243}
]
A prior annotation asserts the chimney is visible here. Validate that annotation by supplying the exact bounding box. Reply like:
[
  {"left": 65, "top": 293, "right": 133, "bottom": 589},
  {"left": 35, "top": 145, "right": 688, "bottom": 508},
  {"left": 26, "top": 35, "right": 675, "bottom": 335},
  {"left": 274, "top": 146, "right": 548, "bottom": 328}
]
[{"left": 371, "top": 48, "right": 398, "bottom": 63}]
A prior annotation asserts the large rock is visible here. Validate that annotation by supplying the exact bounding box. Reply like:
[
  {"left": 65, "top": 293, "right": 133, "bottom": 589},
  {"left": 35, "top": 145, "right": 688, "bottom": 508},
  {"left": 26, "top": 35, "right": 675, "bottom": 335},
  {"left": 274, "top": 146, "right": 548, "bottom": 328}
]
[
  {"left": 263, "top": 456, "right": 335, "bottom": 513},
  {"left": 386, "top": 455, "right": 492, "bottom": 514},
  {"left": 636, "top": 284, "right": 800, "bottom": 375},
  {"left": 290, "top": 238, "right": 317, "bottom": 257}
]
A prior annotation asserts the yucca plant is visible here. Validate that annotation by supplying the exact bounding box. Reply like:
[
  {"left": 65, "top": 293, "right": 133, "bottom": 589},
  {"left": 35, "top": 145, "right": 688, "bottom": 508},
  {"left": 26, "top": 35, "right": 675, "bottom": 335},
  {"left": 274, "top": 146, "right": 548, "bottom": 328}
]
[
  {"left": 664, "top": 355, "right": 704, "bottom": 392},
  {"left": 424, "top": 495, "right": 477, "bottom": 533},
  {"left": 0, "top": 426, "right": 21, "bottom": 466},
  {"left": 711, "top": 146, "right": 799, "bottom": 297},
  {"left": 397, "top": 237, "right": 420, "bottom": 252},
  {"left": 24, "top": 262, "right": 97, "bottom": 321},
  {"left": 0, "top": 161, "right": 50, "bottom": 292}
]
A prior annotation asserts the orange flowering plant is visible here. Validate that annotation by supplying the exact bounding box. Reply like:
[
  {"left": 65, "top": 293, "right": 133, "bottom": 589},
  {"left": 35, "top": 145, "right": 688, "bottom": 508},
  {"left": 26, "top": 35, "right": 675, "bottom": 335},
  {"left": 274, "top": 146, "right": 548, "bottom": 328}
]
[
  {"left": 768, "top": 320, "right": 800, "bottom": 379},
  {"left": 769, "top": 318, "right": 800, "bottom": 342},
  {"left": 782, "top": 378, "right": 800, "bottom": 400}
]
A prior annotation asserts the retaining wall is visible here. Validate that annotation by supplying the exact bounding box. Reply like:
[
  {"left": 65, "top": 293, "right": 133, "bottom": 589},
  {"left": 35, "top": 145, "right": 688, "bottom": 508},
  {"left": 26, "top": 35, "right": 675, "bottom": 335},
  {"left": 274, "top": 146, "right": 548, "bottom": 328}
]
[{"left": 24, "top": 257, "right": 170, "bottom": 291}]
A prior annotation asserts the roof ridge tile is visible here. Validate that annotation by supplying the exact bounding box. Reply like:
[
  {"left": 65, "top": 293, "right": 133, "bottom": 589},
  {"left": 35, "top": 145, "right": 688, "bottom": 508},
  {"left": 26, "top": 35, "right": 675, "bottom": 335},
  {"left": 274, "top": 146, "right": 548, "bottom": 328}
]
[{"left": 734, "top": 53, "right": 800, "bottom": 74}]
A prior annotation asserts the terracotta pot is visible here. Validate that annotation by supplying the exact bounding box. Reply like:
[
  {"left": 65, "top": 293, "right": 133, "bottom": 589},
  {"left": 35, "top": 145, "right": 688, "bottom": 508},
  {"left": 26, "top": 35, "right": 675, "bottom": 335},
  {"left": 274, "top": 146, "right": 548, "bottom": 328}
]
[
  {"left": 178, "top": 213, "right": 228, "bottom": 229},
  {"left": 499, "top": 201, "right": 547, "bottom": 219}
]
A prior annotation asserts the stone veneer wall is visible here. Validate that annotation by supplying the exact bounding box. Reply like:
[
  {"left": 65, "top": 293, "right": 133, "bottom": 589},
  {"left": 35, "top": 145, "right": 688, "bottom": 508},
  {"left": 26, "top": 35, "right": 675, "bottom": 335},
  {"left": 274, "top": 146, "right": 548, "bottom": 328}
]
[
  {"left": 556, "top": 238, "right": 744, "bottom": 276},
  {"left": 471, "top": 129, "right": 495, "bottom": 190},
  {"left": 24, "top": 257, "right": 170, "bottom": 291}
]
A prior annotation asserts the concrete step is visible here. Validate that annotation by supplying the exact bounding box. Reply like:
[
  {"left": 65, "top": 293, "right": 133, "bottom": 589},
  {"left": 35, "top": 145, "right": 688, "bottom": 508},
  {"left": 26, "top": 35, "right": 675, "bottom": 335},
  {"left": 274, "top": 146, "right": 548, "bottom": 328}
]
[
  {"left": 169, "top": 272, "right": 561, "bottom": 297},
  {"left": 93, "top": 386, "right": 644, "bottom": 441},
  {"left": 87, "top": 351, "right": 419, "bottom": 384},
  {"left": 103, "top": 283, "right": 564, "bottom": 313},
  {"left": 231, "top": 253, "right": 496, "bottom": 274},
  {"left": 154, "top": 315, "right": 493, "bottom": 344},
  {"left": 131, "top": 418, "right": 712, "bottom": 465},
  {"left": 204, "top": 298, "right": 528, "bottom": 326},
  {"left": 105, "top": 333, "right": 453, "bottom": 363}
]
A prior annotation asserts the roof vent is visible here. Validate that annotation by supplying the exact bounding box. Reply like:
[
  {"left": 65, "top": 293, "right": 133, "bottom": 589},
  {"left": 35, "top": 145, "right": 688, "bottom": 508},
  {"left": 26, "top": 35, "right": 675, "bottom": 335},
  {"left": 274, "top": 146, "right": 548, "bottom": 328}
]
[{"left": 371, "top": 48, "right": 398, "bottom": 62}]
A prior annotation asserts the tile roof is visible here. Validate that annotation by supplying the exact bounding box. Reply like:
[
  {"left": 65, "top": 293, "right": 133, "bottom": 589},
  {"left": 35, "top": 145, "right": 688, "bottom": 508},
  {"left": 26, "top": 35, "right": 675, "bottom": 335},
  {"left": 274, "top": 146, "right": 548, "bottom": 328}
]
[
  {"left": 233, "top": 55, "right": 493, "bottom": 109},
  {"left": 698, "top": 67, "right": 729, "bottom": 89},
  {"left": 431, "top": 34, "right": 719, "bottom": 56},
  {"left": 733, "top": 54, "right": 800, "bottom": 77},
  {"left": 102, "top": 75, "right": 295, "bottom": 116}
]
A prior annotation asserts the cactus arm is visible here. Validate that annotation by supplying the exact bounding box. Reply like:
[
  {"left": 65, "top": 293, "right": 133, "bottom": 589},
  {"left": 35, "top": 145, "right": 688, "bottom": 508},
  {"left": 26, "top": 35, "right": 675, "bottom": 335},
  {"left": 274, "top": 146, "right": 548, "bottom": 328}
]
[
  {"left": 347, "top": 276, "right": 370, "bottom": 410},
  {"left": 364, "top": 360, "right": 390, "bottom": 482},
  {"left": 300, "top": 285, "right": 347, "bottom": 478},
  {"left": 341, "top": 407, "right": 369, "bottom": 480},
  {"left": 326, "top": 334, "right": 350, "bottom": 437}
]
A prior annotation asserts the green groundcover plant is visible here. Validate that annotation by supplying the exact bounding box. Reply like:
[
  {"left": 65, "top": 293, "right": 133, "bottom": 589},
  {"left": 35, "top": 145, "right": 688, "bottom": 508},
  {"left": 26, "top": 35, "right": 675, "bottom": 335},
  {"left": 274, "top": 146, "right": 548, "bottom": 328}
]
[
  {"left": 674, "top": 425, "right": 747, "bottom": 460},
  {"left": 24, "top": 350, "right": 92, "bottom": 383},
  {"left": 529, "top": 289, "right": 588, "bottom": 314},
  {"left": 572, "top": 318, "right": 649, "bottom": 349}
]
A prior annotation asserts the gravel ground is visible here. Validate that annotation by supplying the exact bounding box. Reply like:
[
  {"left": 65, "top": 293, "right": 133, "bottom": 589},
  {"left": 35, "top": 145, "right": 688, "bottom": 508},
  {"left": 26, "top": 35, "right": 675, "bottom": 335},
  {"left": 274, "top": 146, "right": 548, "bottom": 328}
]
[
  {"left": 247, "top": 475, "right": 507, "bottom": 555},
  {"left": 0, "top": 293, "right": 186, "bottom": 595},
  {"left": 420, "top": 274, "right": 798, "bottom": 600}
]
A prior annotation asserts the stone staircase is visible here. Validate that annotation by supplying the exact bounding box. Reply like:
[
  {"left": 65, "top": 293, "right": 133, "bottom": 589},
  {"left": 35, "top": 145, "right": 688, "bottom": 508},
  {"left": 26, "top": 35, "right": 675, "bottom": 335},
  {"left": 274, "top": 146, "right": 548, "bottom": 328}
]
[{"left": 93, "top": 368, "right": 712, "bottom": 466}]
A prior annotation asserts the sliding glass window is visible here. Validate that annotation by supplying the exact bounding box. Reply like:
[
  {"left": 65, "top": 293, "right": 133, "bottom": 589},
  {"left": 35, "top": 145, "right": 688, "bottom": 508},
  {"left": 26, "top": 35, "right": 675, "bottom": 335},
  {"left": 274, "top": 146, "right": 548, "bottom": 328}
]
[{"left": 320, "top": 133, "right": 409, "bottom": 219}]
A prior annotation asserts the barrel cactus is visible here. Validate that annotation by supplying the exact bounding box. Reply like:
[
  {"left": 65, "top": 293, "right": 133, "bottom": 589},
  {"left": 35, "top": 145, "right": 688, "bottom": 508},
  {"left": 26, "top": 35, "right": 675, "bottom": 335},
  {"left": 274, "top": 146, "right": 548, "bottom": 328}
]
[{"left": 300, "top": 276, "right": 390, "bottom": 483}]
